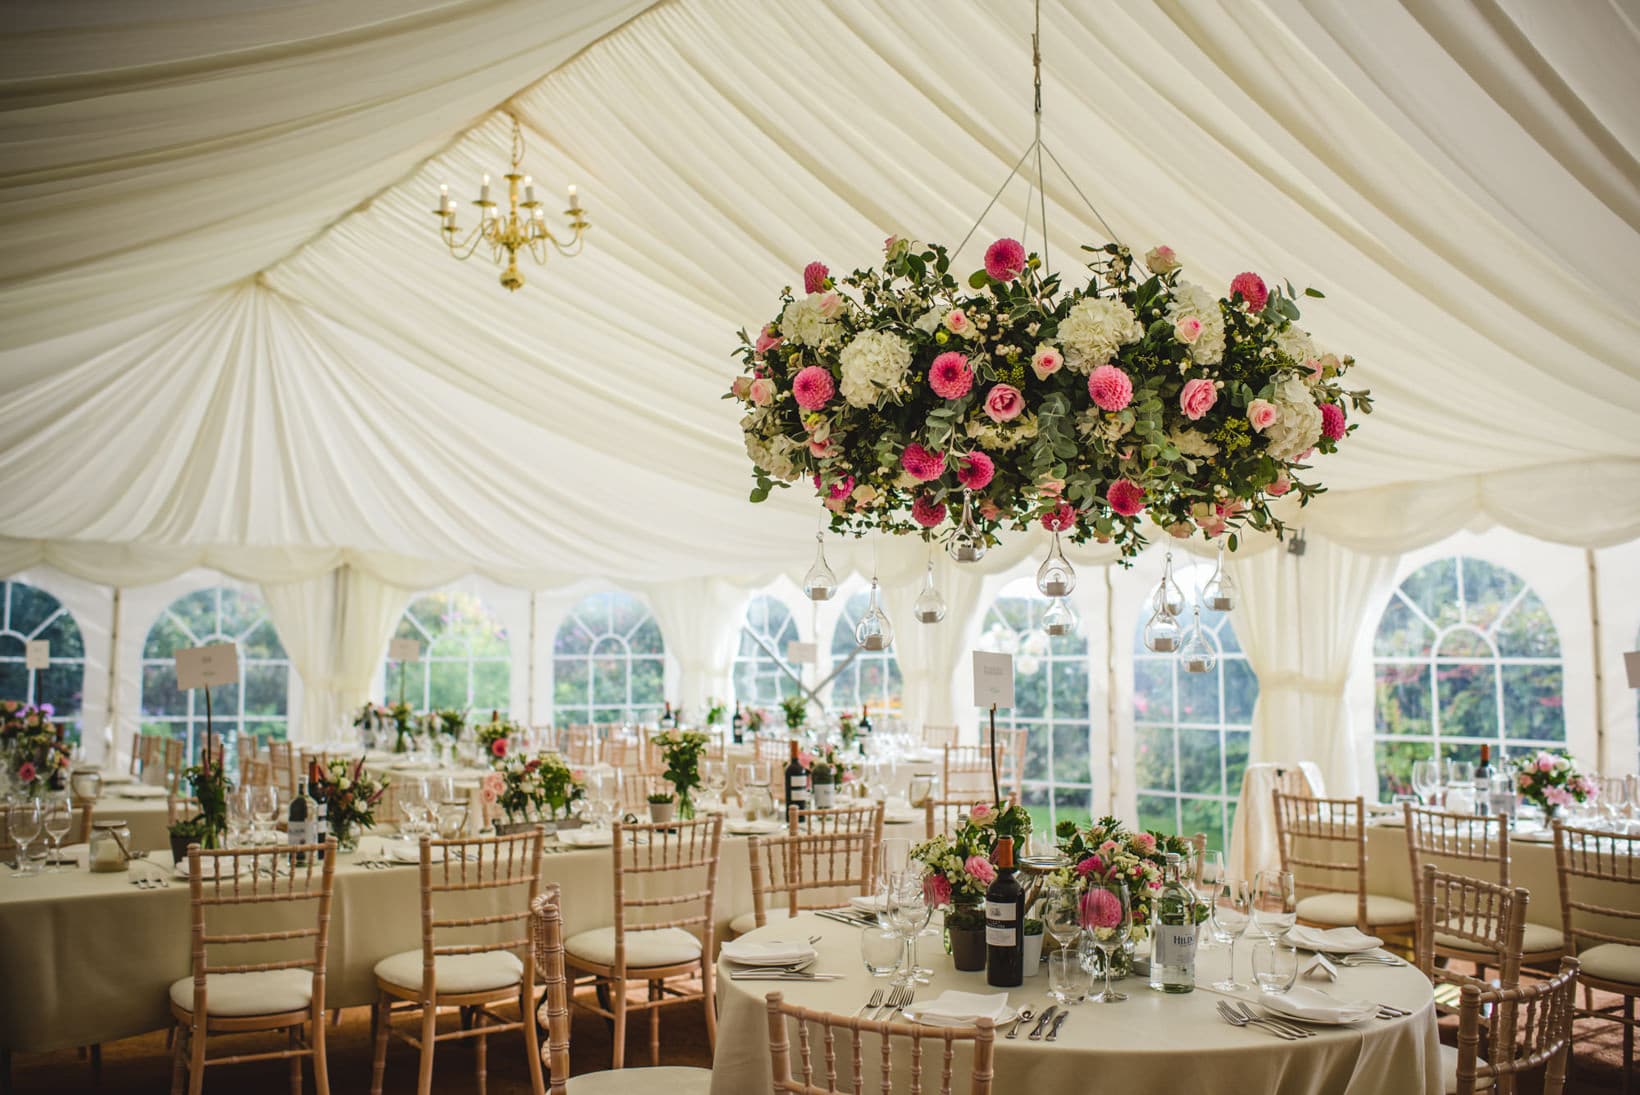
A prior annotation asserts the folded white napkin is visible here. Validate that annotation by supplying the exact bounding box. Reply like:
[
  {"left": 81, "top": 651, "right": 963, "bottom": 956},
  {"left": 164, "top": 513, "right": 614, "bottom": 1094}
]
[
  {"left": 384, "top": 839, "right": 444, "bottom": 863},
  {"left": 1286, "top": 925, "right": 1381, "bottom": 953},
  {"left": 849, "top": 894, "right": 887, "bottom": 913},
  {"left": 1301, "top": 953, "right": 1338, "bottom": 982},
  {"left": 908, "top": 991, "right": 1013, "bottom": 1024},
  {"left": 720, "top": 938, "right": 815, "bottom": 964},
  {"left": 1260, "top": 985, "right": 1375, "bottom": 1023},
  {"left": 726, "top": 819, "right": 782, "bottom": 835},
  {"left": 557, "top": 828, "right": 612, "bottom": 847},
  {"left": 113, "top": 784, "right": 168, "bottom": 799}
]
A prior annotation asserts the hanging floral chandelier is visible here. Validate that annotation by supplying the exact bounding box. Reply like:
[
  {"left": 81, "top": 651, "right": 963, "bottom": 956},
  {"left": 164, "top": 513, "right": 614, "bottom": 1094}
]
[{"left": 736, "top": 3, "right": 1370, "bottom": 664}]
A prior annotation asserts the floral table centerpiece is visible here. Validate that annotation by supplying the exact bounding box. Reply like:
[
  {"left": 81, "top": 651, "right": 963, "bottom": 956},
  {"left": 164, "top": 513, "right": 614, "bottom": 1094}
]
[
  {"left": 483, "top": 752, "right": 584, "bottom": 833},
  {"left": 912, "top": 800, "right": 1032, "bottom": 970},
  {"left": 808, "top": 746, "right": 857, "bottom": 807},
  {"left": 1053, "top": 816, "right": 1198, "bottom": 977},
  {"left": 654, "top": 728, "right": 710, "bottom": 819},
  {"left": 477, "top": 715, "right": 521, "bottom": 763},
  {"left": 355, "top": 701, "right": 418, "bottom": 753},
  {"left": 0, "top": 701, "right": 70, "bottom": 798},
  {"left": 746, "top": 707, "right": 768, "bottom": 736},
  {"left": 428, "top": 708, "right": 467, "bottom": 739},
  {"left": 1513, "top": 750, "right": 1596, "bottom": 819},
  {"left": 730, "top": 237, "right": 1369, "bottom": 558},
  {"left": 779, "top": 695, "right": 807, "bottom": 734},
  {"left": 307, "top": 757, "right": 388, "bottom": 852},
  {"left": 169, "top": 747, "right": 233, "bottom": 858}
]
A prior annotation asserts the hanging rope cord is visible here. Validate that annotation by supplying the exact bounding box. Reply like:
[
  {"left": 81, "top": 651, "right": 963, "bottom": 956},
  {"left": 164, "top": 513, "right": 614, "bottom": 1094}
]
[{"left": 953, "top": 0, "right": 1125, "bottom": 267}]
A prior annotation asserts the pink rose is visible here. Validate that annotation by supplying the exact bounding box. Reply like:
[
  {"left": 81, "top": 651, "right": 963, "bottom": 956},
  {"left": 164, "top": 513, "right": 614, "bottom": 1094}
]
[
  {"left": 807, "top": 436, "right": 835, "bottom": 458},
  {"left": 911, "top": 495, "right": 947, "bottom": 528},
  {"left": 16, "top": 761, "right": 36, "bottom": 784},
  {"left": 1076, "top": 855, "right": 1104, "bottom": 878},
  {"left": 1107, "top": 479, "right": 1145, "bottom": 517},
  {"left": 1229, "top": 272, "right": 1269, "bottom": 312},
  {"left": 970, "top": 803, "right": 990, "bottom": 818},
  {"left": 1037, "top": 477, "right": 1066, "bottom": 498},
  {"left": 1174, "top": 316, "right": 1203, "bottom": 344},
  {"left": 730, "top": 376, "right": 752, "bottom": 399},
  {"left": 792, "top": 366, "right": 836, "bottom": 410},
  {"left": 983, "top": 384, "right": 1024, "bottom": 423},
  {"left": 1247, "top": 398, "right": 1278, "bottom": 432},
  {"left": 1079, "top": 887, "right": 1123, "bottom": 930},
  {"left": 1098, "top": 840, "right": 1120, "bottom": 857},
  {"left": 1088, "top": 365, "right": 1134, "bottom": 412},
  {"left": 1538, "top": 756, "right": 1555, "bottom": 772},
  {"left": 1267, "top": 473, "right": 1292, "bottom": 497},
  {"left": 481, "top": 785, "right": 499, "bottom": 805},
  {"left": 956, "top": 451, "right": 995, "bottom": 491},
  {"left": 1144, "top": 245, "right": 1180, "bottom": 274},
  {"left": 1134, "top": 832, "right": 1156, "bottom": 851},
  {"left": 979, "top": 500, "right": 1002, "bottom": 521},
  {"left": 754, "top": 324, "right": 783, "bottom": 356},
  {"left": 1546, "top": 787, "right": 1573, "bottom": 807},
  {"left": 748, "top": 377, "right": 774, "bottom": 406},
  {"left": 965, "top": 855, "right": 996, "bottom": 886},
  {"left": 482, "top": 772, "right": 504, "bottom": 795},
  {"left": 924, "top": 873, "right": 952, "bottom": 907},
  {"left": 1030, "top": 345, "right": 1064, "bottom": 380},
  {"left": 803, "top": 261, "right": 829, "bottom": 294},
  {"left": 1179, "top": 378, "right": 1218, "bottom": 420},
  {"left": 816, "top": 290, "right": 843, "bottom": 319},
  {"left": 928, "top": 351, "right": 974, "bottom": 399},
  {"left": 944, "top": 309, "right": 973, "bottom": 337},
  {"left": 984, "top": 237, "right": 1027, "bottom": 282}
]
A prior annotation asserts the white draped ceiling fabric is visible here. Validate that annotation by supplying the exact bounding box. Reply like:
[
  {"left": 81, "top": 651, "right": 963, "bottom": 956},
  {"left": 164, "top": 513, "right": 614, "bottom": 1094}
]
[{"left": 1, "top": 1, "right": 1637, "bottom": 766}]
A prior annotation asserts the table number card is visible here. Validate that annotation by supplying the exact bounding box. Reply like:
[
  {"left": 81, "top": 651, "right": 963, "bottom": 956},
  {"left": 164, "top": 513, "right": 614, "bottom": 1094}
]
[
  {"left": 175, "top": 642, "right": 239, "bottom": 690},
  {"left": 972, "top": 651, "right": 1015, "bottom": 709},
  {"left": 24, "top": 640, "right": 49, "bottom": 670},
  {"left": 786, "top": 641, "right": 818, "bottom": 665},
  {"left": 388, "top": 638, "right": 422, "bottom": 662},
  {"left": 1626, "top": 650, "right": 1640, "bottom": 689}
]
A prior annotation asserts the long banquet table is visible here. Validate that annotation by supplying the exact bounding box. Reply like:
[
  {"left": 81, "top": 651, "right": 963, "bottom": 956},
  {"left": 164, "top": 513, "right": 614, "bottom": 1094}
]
[{"left": 711, "top": 912, "right": 1442, "bottom": 1095}]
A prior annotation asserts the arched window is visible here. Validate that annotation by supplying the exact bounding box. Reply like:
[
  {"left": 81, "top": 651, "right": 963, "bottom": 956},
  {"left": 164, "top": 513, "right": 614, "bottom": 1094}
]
[
  {"left": 384, "top": 591, "right": 511, "bottom": 714},
  {"left": 1374, "top": 555, "right": 1565, "bottom": 800},
  {"left": 978, "top": 578, "right": 1093, "bottom": 832},
  {"left": 0, "top": 579, "right": 87, "bottom": 738},
  {"left": 1133, "top": 565, "right": 1256, "bottom": 852},
  {"left": 733, "top": 594, "right": 801, "bottom": 710},
  {"left": 553, "top": 591, "right": 665, "bottom": 726},
  {"left": 141, "top": 585, "right": 290, "bottom": 765},
  {"left": 828, "top": 588, "right": 903, "bottom": 718}
]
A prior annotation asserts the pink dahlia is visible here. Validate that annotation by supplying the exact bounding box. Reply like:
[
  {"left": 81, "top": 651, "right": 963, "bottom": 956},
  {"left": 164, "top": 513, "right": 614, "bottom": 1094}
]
[
  {"left": 813, "top": 474, "right": 854, "bottom": 501},
  {"left": 1229, "top": 271, "right": 1269, "bottom": 313},
  {"left": 803, "top": 261, "right": 829, "bottom": 294},
  {"left": 1088, "top": 364, "right": 1133, "bottom": 412},
  {"left": 956, "top": 451, "right": 994, "bottom": 491},
  {"left": 983, "top": 383, "right": 1024, "bottom": 423},
  {"left": 1041, "top": 501, "right": 1076, "bottom": 532},
  {"left": 754, "top": 324, "right": 783, "bottom": 356},
  {"left": 923, "top": 873, "right": 952, "bottom": 907},
  {"left": 1107, "top": 479, "right": 1145, "bottom": 517},
  {"left": 911, "top": 495, "right": 947, "bottom": 528},
  {"left": 1179, "top": 377, "right": 1218, "bottom": 420},
  {"left": 965, "top": 855, "right": 996, "bottom": 886},
  {"left": 792, "top": 366, "right": 836, "bottom": 410},
  {"left": 1320, "top": 402, "right": 1347, "bottom": 441},
  {"left": 928, "top": 351, "right": 974, "bottom": 399},
  {"left": 1075, "top": 855, "right": 1105, "bottom": 878},
  {"left": 900, "top": 442, "right": 947, "bottom": 482},
  {"left": 1080, "top": 887, "right": 1123, "bottom": 930},
  {"left": 984, "top": 237, "right": 1027, "bottom": 281}
]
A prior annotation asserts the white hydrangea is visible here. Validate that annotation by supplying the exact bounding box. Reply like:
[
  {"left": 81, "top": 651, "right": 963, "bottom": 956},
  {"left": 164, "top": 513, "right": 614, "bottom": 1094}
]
[
  {"left": 742, "top": 421, "right": 801, "bottom": 481},
  {"left": 780, "top": 292, "right": 840, "bottom": 348},
  {"left": 838, "top": 329, "right": 913, "bottom": 408},
  {"left": 1263, "top": 374, "right": 1323, "bottom": 461},
  {"left": 1273, "top": 324, "right": 1317, "bottom": 366},
  {"left": 1057, "top": 296, "right": 1143, "bottom": 372},
  {"left": 913, "top": 307, "right": 943, "bottom": 333},
  {"left": 1166, "top": 282, "right": 1226, "bottom": 366},
  {"left": 1167, "top": 426, "right": 1220, "bottom": 459}
]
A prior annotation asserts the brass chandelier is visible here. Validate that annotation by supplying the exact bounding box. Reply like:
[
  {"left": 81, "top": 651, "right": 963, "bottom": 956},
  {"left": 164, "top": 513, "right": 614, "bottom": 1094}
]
[{"left": 432, "top": 114, "right": 589, "bottom": 291}]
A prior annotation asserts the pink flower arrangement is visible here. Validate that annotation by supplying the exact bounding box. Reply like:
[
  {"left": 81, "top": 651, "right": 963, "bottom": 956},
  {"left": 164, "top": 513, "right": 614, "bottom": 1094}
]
[
  {"left": 984, "top": 237, "right": 1027, "bottom": 282},
  {"left": 1087, "top": 364, "right": 1133, "bottom": 412},
  {"left": 1075, "top": 855, "right": 1104, "bottom": 877},
  {"left": 1030, "top": 345, "right": 1064, "bottom": 380},
  {"left": 923, "top": 873, "right": 953, "bottom": 907},
  {"left": 754, "top": 324, "right": 783, "bottom": 356},
  {"left": 792, "top": 366, "right": 836, "bottom": 410},
  {"left": 1041, "top": 500, "right": 1077, "bottom": 532},
  {"left": 1230, "top": 271, "right": 1269, "bottom": 312},
  {"left": 803, "top": 261, "right": 829, "bottom": 294},
  {"left": 1079, "top": 886, "right": 1124, "bottom": 930},
  {"left": 1320, "top": 402, "right": 1347, "bottom": 441},
  {"left": 965, "top": 855, "right": 997, "bottom": 886},
  {"left": 983, "top": 384, "right": 1024, "bottom": 423},
  {"left": 1513, "top": 750, "right": 1593, "bottom": 814},
  {"left": 928, "top": 351, "right": 974, "bottom": 399},
  {"left": 1107, "top": 479, "right": 1145, "bottom": 517},
  {"left": 956, "top": 451, "right": 995, "bottom": 491},
  {"left": 1179, "top": 378, "right": 1218, "bottom": 420},
  {"left": 911, "top": 495, "right": 947, "bottom": 528},
  {"left": 1247, "top": 398, "right": 1278, "bottom": 432},
  {"left": 16, "top": 761, "right": 36, "bottom": 784},
  {"left": 900, "top": 442, "right": 947, "bottom": 482}
]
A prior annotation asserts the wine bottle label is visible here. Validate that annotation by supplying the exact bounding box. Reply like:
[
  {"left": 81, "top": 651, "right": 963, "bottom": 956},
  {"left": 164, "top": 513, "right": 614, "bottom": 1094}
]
[
  {"left": 985, "top": 925, "right": 1017, "bottom": 947},
  {"left": 1153, "top": 923, "right": 1198, "bottom": 970},
  {"left": 984, "top": 901, "right": 1017, "bottom": 922}
]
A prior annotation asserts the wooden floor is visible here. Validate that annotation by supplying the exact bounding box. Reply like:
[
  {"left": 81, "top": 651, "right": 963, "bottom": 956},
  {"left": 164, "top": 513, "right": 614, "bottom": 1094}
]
[{"left": 4, "top": 987, "right": 1631, "bottom": 1093}]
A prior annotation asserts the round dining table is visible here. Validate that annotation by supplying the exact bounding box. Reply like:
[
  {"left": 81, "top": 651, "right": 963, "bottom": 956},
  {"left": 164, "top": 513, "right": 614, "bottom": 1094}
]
[{"left": 711, "top": 912, "right": 1442, "bottom": 1095}]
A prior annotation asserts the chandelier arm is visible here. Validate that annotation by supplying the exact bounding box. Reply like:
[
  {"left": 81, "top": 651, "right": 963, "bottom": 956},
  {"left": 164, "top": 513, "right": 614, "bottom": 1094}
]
[{"left": 444, "top": 223, "right": 491, "bottom": 261}]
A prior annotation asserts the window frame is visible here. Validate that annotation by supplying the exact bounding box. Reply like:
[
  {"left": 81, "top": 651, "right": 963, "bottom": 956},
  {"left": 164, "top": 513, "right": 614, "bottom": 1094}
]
[
  {"left": 550, "top": 590, "right": 667, "bottom": 727},
  {"left": 383, "top": 590, "right": 514, "bottom": 715}
]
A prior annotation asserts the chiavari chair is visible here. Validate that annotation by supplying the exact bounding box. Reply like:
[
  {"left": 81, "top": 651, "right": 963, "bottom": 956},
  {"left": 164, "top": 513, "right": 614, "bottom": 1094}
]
[
  {"left": 923, "top": 795, "right": 1017, "bottom": 841},
  {"left": 920, "top": 724, "right": 960, "bottom": 749},
  {"left": 1416, "top": 864, "right": 1529, "bottom": 1053},
  {"left": 563, "top": 727, "right": 598, "bottom": 768},
  {"left": 268, "top": 741, "right": 297, "bottom": 798},
  {"left": 168, "top": 793, "right": 202, "bottom": 825},
  {"left": 756, "top": 737, "right": 789, "bottom": 767},
  {"left": 563, "top": 816, "right": 723, "bottom": 1069},
  {"left": 763, "top": 991, "right": 995, "bottom": 1095},
  {"left": 1273, "top": 791, "right": 1415, "bottom": 939},
  {"left": 1450, "top": 958, "right": 1579, "bottom": 1095},
  {"left": 943, "top": 733, "right": 1026, "bottom": 800},
  {"left": 739, "top": 829, "right": 876, "bottom": 936},
  {"left": 240, "top": 756, "right": 273, "bottom": 790},
  {"left": 130, "top": 731, "right": 147, "bottom": 777},
  {"left": 1552, "top": 821, "right": 1640, "bottom": 1088}
]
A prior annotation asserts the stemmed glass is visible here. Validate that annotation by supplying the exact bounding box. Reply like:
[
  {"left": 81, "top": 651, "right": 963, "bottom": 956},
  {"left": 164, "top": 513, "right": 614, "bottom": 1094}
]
[
  {"left": 1410, "top": 759, "right": 1440, "bottom": 806},
  {"left": 885, "top": 871, "right": 934, "bottom": 988},
  {"left": 1194, "top": 851, "right": 1228, "bottom": 948},
  {"left": 249, "top": 786, "right": 279, "bottom": 843},
  {"left": 400, "top": 779, "right": 432, "bottom": 837},
  {"left": 1251, "top": 870, "right": 1296, "bottom": 941},
  {"left": 1042, "top": 883, "right": 1082, "bottom": 957},
  {"left": 702, "top": 761, "right": 728, "bottom": 809},
  {"left": 226, "top": 788, "right": 253, "bottom": 846},
  {"left": 1080, "top": 879, "right": 1131, "bottom": 1004},
  {"left": 1212, "top": 878, "right": 1254, "bottom": 991},
  {"left": 8, "top": 798, "right": 43, "bottom": 876},
  {"left": 42, "top": 795, "right": 73, "bottom": 871}
]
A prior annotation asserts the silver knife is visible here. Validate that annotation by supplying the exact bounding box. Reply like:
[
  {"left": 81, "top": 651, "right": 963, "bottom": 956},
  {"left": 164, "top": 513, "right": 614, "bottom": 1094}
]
[
  {"left": 1044, "top": 1012, "right": 1070, "bottom": 1041},
  {"left": 1026, "top": 1004, "right": 1058, "bottom": 1040}
]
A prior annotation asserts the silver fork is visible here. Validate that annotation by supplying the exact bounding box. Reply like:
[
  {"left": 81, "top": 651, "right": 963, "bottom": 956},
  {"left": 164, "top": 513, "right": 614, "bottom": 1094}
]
[
  {"left": 873, "top": 986, "right": 904, "bottom": 1021},
  {"left": 856, "top": 989, "right": 885, "bottom": 1017},
  {"left": 1236, "top": 1002, "right": 1312, "bottom": 1038},
  {"left": 1217, "top": 1001, "right": 1298, "bottom": 1039}
]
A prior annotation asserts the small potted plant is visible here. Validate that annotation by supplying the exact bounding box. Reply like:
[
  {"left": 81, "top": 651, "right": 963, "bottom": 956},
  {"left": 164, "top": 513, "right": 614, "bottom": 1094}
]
[
  {"left": 168, "top": 815, "right": 211, "bottom": 864},
  {"left": 810, "top": 757, "right": 836, "bottom": 807},
  {"left": 705, "top": 700, "right": 726, "bottom": 729},
  {"left": 647, "top": 791, "right": 676, "bottom": 824},
  {"left": 654, "top": 728, "right": 709, "bottom": 819},
  {"left": 779, "top": 694, "right": 807, "bottom": 733},
  {"left": 1023, "top": 917, "right": 1045, "bottom": 972}
]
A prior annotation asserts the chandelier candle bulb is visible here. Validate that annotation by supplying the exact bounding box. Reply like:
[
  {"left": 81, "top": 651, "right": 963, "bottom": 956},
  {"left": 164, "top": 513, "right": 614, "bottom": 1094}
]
[
  {"left": 568, "top": 184, "right": 580, "bottom": 210},
  {"left": 524, "top": 176, "right": 535, "bottom": 204}
]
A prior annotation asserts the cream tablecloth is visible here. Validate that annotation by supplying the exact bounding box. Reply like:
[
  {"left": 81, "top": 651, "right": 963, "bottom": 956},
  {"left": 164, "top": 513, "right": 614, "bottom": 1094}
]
[{"left": 712, "top": 912, "right": 1442, "bottom": 1095}]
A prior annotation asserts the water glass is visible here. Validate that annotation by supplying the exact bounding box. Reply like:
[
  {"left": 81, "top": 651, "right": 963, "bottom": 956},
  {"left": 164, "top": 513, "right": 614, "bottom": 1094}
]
[
  {"left": 43, "top": 796, "right": 73, "bottom": 871},
  {"left": 1048, "top": 949, "right": 1090, "bottom": 1005},
  {"left": 860, "top": 927, "right": 902, "bottom": 977},
  {"left": 885, "top": 872, "right": 934, "bottom": 987},
  {"left": 249, "top": 786, "right": 279, "bottom": 841},
  {"left": 1212, "top": 878, "right": 1253, "bottom": 991},
  {"left": 1194, "top": 851, "right": 1228, "bottom": 947},
  {"left": 1252, "top": 939, "right": 1299, "bottom": 994},
  {"left": 1410, "top": 759, "right": 1440, "bottom": 806},
  {"left": 8, "top": 799, "right": 43, "bottom": 876},
  {"left": 1251, "top": 869, "right": 1296, "bottom": 940},
  {"left": 1042, "top": 884, "right": 1082, "bottom": 955}
]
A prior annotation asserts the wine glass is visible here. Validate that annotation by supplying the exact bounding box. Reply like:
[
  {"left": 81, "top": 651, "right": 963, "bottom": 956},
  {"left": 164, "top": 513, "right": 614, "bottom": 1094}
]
[
  {"left": 399, "top": 779, "right": 431, "bottom": 837},
  {"left": 42, "top": 795, "right": 73, "bottom": 872},
  {"left": 1042, "top": 883, "right": 1082, "bottom": 956},
  {"left": 1410, "top": 759, "right": 1440, "bottom": 806},
  {"left": 885, "top": 871, "right": 933, "bottom": 988},
  {"left": 249, "top": 786, "right": 279, "bottom": 842},
  {"left": 8, "top": 799, "right": 44, "bottom": 876},
  {"left": 1194, "top": 851, "right": 1228, "bottom": 948},
  {"left": 1212, "top": 878, "right": 1254, "bottom": 991},
  {"left": 702, "top": 760, "right": 728, "bottom": 808},
  {"left": 1080, "top": 879, "right": 1131, "bottom": 1003},
  {"left": 1251, "top": 869, "right": 1296, "bottom": 941},
  {"left": 226, "top": 788, "right": 252, "bottom": 846}
]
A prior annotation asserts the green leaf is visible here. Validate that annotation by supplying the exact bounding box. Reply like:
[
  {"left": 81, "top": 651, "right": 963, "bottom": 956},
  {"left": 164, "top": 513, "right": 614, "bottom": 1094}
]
[
  {"left": 1304, "top": 287, "right": 1326, "bottom": 298},
  {"left": 968, "top": 270, "right": 991, "bottom": 290},
  {"left": 749, "top": 485, "right": 770, "bottom": 504}
]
